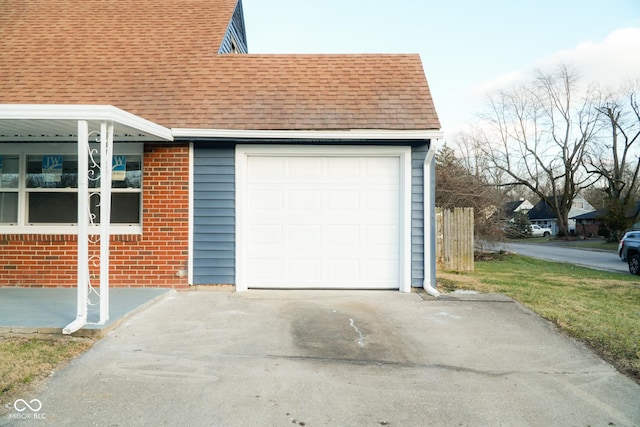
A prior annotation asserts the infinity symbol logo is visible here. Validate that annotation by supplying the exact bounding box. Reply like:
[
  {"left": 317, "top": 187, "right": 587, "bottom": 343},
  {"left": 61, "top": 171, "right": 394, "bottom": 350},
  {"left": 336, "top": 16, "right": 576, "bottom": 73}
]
[{"left": 14, "top": 399, "right": 42, "bottom": 412}]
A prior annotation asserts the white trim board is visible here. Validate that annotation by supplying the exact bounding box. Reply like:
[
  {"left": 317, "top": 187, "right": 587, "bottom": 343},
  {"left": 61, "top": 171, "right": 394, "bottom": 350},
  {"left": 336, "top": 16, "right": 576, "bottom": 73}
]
[
  {"left": 174, "top": 128, "right": 443, "bottom": 141},
  {"left": 0, "top": 104, "right": 174, "bottom": 142}
]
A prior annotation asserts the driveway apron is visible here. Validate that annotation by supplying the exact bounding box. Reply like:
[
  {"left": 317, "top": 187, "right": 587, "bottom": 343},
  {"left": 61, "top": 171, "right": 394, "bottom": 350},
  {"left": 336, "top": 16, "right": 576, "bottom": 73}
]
[{"left": 3, "top": 290, "right": 639, "bottom": 426}]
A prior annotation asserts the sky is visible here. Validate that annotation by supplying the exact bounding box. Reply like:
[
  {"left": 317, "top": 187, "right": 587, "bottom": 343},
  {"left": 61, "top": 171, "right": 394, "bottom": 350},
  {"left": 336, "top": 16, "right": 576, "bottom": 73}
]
[{"left": 242, "top": 0, "right": 640, "bottom": 137}]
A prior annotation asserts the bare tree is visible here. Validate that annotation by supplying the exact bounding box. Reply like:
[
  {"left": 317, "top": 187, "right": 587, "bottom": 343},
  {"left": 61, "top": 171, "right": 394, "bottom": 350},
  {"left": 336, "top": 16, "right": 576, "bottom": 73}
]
[
  {"left": 475, "top": 64, "right": 601, "bottom": 237},
  {"left": 454, "top": 130, "right": 536, "bottom": 207},
  {"left": 585, "top": 82, "right": 640, "bottom": 241},
  {"left": 435, "top": 144, "right": 502, "bottom": 240}
]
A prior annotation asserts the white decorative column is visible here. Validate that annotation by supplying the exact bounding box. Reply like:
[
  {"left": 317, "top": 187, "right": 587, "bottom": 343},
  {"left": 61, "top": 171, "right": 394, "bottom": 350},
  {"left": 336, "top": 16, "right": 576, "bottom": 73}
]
[
  {"left": 99, "top": 121, "right": 113, "bottom": 324},
  {"left": 64, "top": 120, "right": 114, "bottom": 333}
]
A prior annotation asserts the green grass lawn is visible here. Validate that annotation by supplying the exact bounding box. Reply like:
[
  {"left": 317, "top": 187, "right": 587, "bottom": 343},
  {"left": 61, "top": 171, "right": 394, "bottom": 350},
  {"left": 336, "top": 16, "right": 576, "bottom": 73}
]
[
  {"left": 438, "top": 253, "right": 640, "bottom": 382},
  {"left": 559, "top": 240, "right": 619, "bottom": 251},
  {"left": 0, "top": 336, "right": 94, "bottom": 404},
  {"left": 510, "top": 237, "right": 619, "bottom": 252},
  {"left": 509, "top": 237, "right": 619, "bottom": 251}
]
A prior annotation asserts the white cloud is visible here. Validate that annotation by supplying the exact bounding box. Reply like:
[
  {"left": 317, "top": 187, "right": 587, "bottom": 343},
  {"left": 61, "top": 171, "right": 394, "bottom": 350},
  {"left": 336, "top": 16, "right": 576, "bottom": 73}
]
[
  {"left": 539, "top": 27, "right": 640, "bottom": 89},
  {"left": 445, "top": 27, "right": 640, "bottom": 136},
  {"left": 469, "top": 27, "right": 640, "bottom": 98},
  {"left": 468, "top": 71, "right": 526, "bottom": 98}
]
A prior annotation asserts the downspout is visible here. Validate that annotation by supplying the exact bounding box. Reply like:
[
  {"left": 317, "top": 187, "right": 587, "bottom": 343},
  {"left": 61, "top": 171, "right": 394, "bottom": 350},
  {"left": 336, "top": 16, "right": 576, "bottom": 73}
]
[
  {"left": 423, "top": 139, "right": 440, "bottom": 297},
  {"left": 187, "top": 142, "right": 194, "bottom": 286},
  {"left": 63, "top": 120, "right": 90, "bottom": 334}
]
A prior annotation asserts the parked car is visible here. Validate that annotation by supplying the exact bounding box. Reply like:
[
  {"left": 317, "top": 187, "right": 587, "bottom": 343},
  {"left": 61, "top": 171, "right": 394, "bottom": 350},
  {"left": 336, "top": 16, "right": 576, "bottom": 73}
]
[
  {"left": 618, "top": 231, "right": 640, "bottom": 274},
  {"left": 530, "top": 224, "right": 552, "bottom": 237},
  {"left": 618, "top": 231, "right": 640, "bottom": 262}
]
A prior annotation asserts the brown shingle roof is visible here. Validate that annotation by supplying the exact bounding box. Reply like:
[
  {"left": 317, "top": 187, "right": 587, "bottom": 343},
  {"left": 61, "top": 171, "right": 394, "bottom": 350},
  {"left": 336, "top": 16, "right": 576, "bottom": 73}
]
[
  {"left": 0, "top": 0, "right": 237, "bottom": 60},
  {"left": 0, "top": 1, "right": 440, "bottom": 132},
  {"left": 182, "top": 54, "right": 440, "bottom": 131}
]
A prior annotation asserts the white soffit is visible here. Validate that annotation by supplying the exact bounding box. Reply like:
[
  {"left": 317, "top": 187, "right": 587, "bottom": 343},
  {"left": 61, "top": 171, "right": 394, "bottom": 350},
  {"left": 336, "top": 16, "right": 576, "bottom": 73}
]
[
  {"left": 172, "top": 128, "right": 444, "bottom": 141},
  {"left": 0, "top": 105, "right": 173, "bottom": 142}
]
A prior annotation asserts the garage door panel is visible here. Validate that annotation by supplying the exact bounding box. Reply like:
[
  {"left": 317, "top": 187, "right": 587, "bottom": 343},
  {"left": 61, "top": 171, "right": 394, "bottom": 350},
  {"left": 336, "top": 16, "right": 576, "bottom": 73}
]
[
  {"left": 288, "top": 259, "right": 322, "bottom": 281},
  {"left": 288, "top": 225, "right": 322, "bottom": 245},
  {"left": 326, "top": 157, "right": 361, "bottom": 179},
  {"left": 248, "top": 189, "right": 283, "bottom": 211},
  {"left": 365, "top": 157, "right": 400, "bottom": 182},
  {"left": 364, "top": 259, "right": 399, "bottom": 283},
  {"left": 247, "top": 157, "right": 285, "bottom": 181},
  {"left": 365, "top": 225, "right": 398, "bottom": 245},
  {"left": 248, "top": 224, "right": 283, "bottom": 245},
  {"left": 365, "top": 190, "right": 399, "bottom": 211},
  {"left": 248, "top": 258, "right": 283, "bottom": 282},
  {"left": 327, "top": 190, "right": 360, "bottom": 211},
  {"left": 288, "top": 190, "right": 322, "bottom": 211},
  {"left": 325, "top": 225, "right": 359, "bottom": 245},
  {"left": 288, "top": 157, "right": 323, "bottom": 181},
  {"left": 326, "top": 259, "right": 360, "bottom": 282}
]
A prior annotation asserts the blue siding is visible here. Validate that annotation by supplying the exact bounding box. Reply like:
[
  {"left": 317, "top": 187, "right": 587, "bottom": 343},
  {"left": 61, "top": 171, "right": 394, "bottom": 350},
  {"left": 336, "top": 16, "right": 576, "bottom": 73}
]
[
  {"left": 192, "top": 142, "right": 429, "bottom": 287},
  {"left": 193, "top": 145, "right": 236, "bottom": 284},
  {"left": 411, "top": 143, "right": 428, "bottom": 287},
  {"left": 219, "top": 0, "right": 248, "bottom": 54}
]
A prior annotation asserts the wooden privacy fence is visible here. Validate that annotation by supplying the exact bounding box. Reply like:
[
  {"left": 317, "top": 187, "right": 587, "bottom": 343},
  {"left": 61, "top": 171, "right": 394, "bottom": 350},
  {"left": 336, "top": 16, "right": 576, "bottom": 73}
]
[{"left": 436, "top": 207, "right": 474, "bottom": 271}]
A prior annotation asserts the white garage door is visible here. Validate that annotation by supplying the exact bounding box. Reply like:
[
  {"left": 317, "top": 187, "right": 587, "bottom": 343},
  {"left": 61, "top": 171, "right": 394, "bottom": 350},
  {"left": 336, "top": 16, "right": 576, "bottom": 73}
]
[{"left": 236, "top": 146, "right": 411, "bottom": 290}]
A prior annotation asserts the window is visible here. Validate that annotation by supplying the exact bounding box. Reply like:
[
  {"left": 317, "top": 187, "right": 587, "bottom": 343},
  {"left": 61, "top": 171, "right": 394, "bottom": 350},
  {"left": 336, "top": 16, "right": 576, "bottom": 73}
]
[
  {"left": 0, "top": 143, "right": 143, "bottom": 233},
  {"left": 26, "top": 154, "right": 79, "bottom": 223},
  {"left": 572, "top": 201, "right": 584, "bottom": 209},
  {"left": 0, "top": 155, "right": 19, "bottom": 223}
]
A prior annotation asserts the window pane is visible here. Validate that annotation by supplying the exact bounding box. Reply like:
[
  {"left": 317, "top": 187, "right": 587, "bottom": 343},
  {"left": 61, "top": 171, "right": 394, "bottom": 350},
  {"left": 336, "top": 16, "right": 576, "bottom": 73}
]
[
  {"left": 28, "top": 193, "right": 77, "bottom": 223},
  {"left": 112, "top": 193, "right": 141, "bottom": 223},
  {"left": 0, "top": 192, "right": 18, "bottom": 223},
  {"left": 90, "top": 193, "right": 141, "bottom": 224},
  {"left": 113, "top": 156, "right": 142, "bottom": 189},
  {"left": 0, "top": 155, "right": 19, "bottom": 188},
  {"left": 27, "top": 155, "right": 78, "bottom": 188},
  {"left": 87, "top": 156, "right": 142, "bottom": 189}
]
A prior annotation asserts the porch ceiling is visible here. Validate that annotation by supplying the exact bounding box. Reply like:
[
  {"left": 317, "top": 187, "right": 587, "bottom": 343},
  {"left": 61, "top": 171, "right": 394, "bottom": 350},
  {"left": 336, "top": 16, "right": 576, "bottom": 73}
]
[{"left": 0, "top": 105, "right": 173, "bottom": 143}]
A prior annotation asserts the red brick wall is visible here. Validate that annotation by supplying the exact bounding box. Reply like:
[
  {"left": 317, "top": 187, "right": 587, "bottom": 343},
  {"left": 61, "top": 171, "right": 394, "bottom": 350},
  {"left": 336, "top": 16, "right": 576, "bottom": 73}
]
[{"left": 0, "top": 143, "right": 190, "bottom": 288}]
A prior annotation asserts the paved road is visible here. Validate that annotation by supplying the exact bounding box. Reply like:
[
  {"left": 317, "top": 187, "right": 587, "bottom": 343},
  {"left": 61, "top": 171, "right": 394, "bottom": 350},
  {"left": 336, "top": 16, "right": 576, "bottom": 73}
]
[
  {"left": 2, "top": 290, "right": 639, "bottom": 426},
  {"left": 498, "top": 242, "right": 629, "bottom": 274}
]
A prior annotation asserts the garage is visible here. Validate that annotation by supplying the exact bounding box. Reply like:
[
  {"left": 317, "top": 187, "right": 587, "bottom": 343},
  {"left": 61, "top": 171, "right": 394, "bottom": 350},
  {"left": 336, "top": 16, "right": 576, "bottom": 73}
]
[{"left": 235, "top": 145, "right": 412, "bottom": 291}]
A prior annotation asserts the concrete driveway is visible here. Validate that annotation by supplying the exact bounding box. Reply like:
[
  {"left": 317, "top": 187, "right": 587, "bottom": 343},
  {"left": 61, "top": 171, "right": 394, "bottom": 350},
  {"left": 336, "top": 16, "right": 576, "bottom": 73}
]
[{"left": 3, "top": 290, "right": 639, "bottom": 426}]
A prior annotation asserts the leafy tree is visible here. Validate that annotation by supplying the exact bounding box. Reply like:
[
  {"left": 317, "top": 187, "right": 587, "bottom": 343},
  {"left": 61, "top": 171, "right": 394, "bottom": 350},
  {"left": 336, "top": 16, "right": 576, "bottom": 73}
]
[{"left": 505, "top": 211, "right": 532, "bottom": 239}]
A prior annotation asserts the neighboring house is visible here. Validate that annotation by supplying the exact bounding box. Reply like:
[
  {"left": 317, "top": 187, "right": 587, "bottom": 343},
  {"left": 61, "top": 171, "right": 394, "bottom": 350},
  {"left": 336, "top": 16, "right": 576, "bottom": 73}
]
[
  {"left": 0, "top": 0, "right": 441, "bottom": 298},
  {"left": 572, "top": 209, "right": 607, "bottom": 237},
  {"left": 527, "top": 195, "right": 595, "bottom": 235},
  {"left": 503, "top": 199, "right": 533, "bottom": 219},
  {"left": 573, "top": 201, "right": 640, "bottom": 237}
]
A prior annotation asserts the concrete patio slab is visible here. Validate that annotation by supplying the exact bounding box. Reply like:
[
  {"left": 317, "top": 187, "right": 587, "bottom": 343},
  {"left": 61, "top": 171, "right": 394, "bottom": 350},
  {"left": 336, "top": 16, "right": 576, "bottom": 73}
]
[{"left": 0, "top": 287, "right": 173, "bottom": 336}]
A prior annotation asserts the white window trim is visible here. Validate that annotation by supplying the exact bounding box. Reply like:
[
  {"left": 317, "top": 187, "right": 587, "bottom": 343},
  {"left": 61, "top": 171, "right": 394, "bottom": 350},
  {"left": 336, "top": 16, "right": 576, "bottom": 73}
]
[
  {"left": 235, "top": 144, "right": 412, "bottom": 292},
  {"left": 0, "top": 142, "right": 143, "bottom": 235}
]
